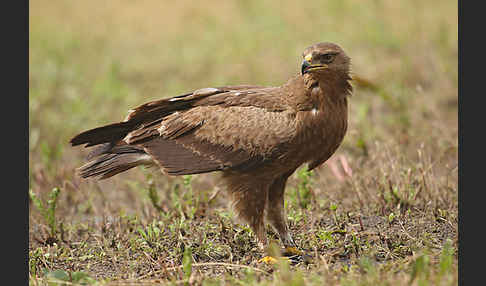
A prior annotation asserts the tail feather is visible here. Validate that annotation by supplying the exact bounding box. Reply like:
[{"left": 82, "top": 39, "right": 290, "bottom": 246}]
[
  {"left": 77, "top": 147, "right": 153, "bottom": 180},
  {"left": 70, "top": 121, "right": 133, "bottom": 147}
]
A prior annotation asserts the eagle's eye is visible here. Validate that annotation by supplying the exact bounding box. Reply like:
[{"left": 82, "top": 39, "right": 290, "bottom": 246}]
[{"left": 320, "top": 53, "right": 336, "bottom": 64}]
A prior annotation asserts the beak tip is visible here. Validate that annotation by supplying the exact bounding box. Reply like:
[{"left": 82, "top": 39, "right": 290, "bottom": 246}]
[{"left": 301, "top": 60, "right": 311, "bottom": 75}]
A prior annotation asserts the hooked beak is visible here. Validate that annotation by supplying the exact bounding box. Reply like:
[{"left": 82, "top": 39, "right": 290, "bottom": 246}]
[
  {"left": 301, "top": 60, "right": 328, "bottom": 75},
  {"left": 301, "top": 60, "right": 311, "bottom": 75}
]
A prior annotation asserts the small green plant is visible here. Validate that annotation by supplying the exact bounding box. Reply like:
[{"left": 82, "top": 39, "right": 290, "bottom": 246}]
[
  {"left": 42, "top": 269, "right": 97, "bottom": 285},
  {"left": 29, "top": 187, "right": 61, "bottom": 238},
  {"left": 330, "top": 202, "right": 340, "bottom": 225},
  {"left": 170, "top": 175, "right": 199, "bottom": 220},
  {"left": 137, "top": 220, "right": 162, "bottom": 250},
  {"left": 409, "top": 253, "right": 431, "bottom": 286},
  {"left": 145, "top": 174, "right": 163, "bottom": 212},
  {"left": 358, "top": 256, "right": 377, "bottom": 277},
  {"left": 29, "top": 248, "right": 45, "bottom": 276},
  {"left": 240, "top": 269, "right": 257, "bottom": 285},
  {"left": 439, "top": 239, "right": 454, "bottom": 276},
  {"left": 356, "top": 136, "right": 369, "bottom": 157},
  {"left": 296, "top": 167, "right": 314, "bottom": 209},
  {"left": 330, "top": 203, "right": 338, "bottom": 211},
  {"left": 316, "top": 230, "right": 336, "bottom": 248},
  {"left": 182, "top": 175, "right": 193, "bottom": 190},
  {"left": 351, "top": 233, "right": 362, "bottom": 255},
  {"left": 182, "top": 245, "right": 193, "bottom": 284},
  {"left": 183, "top": 175, "right": 198, "bottom": 219},
  {"left": 287, "top": 207, "right": 305, "bottom": 224}
]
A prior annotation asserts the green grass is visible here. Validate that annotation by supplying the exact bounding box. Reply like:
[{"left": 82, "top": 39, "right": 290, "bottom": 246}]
[{"left": 29, "top": 0, "right": 457, "bottom": 285}]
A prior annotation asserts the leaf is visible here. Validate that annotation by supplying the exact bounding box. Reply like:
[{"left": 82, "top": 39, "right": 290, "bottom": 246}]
[
  {"left": 182, "top": 246, "right": 193, "bottom": 281},
  {"left": 71, "top": 271, "right": 97, "bottom": 284},
  {"left": 439, "top": 239, "right": 454, "bottom": 275},
  {"left": 47, "top": 187, "right": 61, "bottom": 235},
  {"left": 29, "top": 189, "right": 46, "bottom": 218},
  {"left": 45, "top": 269, "right": 69, "bottom": 281},
  {"left": 409, "top": 254, "right": 430, "bottom": 285},
  {"left": 330, "top": 203, "right": 338, "bottom": 211}
]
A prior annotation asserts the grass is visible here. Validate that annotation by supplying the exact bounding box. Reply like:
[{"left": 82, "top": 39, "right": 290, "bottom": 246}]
[{"left": 29, "top": 0, "right": 457, "bottom": 285}]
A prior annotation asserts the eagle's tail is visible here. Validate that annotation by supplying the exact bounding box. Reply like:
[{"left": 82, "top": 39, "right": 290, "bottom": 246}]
[
  {"left": 69, "top": 121, "right": 134, "bottom": 148},
  {"left": 77, "top": 145, "right": 153, "bottom": 180}
]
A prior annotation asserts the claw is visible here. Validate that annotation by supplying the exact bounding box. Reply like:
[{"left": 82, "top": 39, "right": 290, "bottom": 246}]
[
  {"left": 283, "top": 247, "right": 313, "bottom": 264},
  {"left": 282, "top": 246, "right": 304, "bottom": 256},
  {"left": 258, "top": 248, "right": 313, "bottom": 265},
  {"left": 258, "top": 256, "right": 280, "bottom": 264}
]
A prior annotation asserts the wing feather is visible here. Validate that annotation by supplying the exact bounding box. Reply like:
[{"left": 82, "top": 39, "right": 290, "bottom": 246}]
[
  {"left": 132, "top": 103, "right": 298, "bottom": 175},
  {"left": 72, "top": 84, "right": 303, "bottom": 176}
]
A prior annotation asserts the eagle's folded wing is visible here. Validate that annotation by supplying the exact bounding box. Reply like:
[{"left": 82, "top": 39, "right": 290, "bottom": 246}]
[
  {"left": 126, "top": 87, "right": 298, "bottom": 175},
  {"left": 136, "top": 104, "right": 297, "bottom": 175},
  {"left": 71, "top": 85, "right": 301, "bottom": 176}
]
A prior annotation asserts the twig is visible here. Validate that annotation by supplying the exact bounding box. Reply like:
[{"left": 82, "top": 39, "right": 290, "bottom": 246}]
[
  {"left": 398, "top": 220, "right": 416, "bottom": 241},
  {"left": 358, "top": 216, "right": 365, "bottom": 232}
]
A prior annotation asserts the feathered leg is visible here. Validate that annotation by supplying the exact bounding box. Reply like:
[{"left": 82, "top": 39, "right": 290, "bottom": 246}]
[
  {"left": 262, "top": 170, "right": 312, "bottom": 264},
  {"left": 266, "top": 171, "right": 295, "bottom": 247},
  {"left": 223, "top": 172, "right": 270, "bottom": 250}
]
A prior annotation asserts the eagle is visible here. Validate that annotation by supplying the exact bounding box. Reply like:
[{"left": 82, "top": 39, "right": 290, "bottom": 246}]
[{"left": 70, "top": 42, "right": 352, "bottom": 260}]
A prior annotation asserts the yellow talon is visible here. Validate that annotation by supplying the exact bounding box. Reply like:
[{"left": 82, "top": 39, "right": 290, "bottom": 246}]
[
  {"left": 283, "top": 247, "right": 313, "bottom": 264},
  {"left": 283, "top": 246, "right": 304, "bottom": 256},
  {"left": 258, "top": 247, "right": 312, "bottom": 265},
  {"left": 258, "top": 256, "right": 292, "bottom": 264},
  {"left": 258, "top": 256, "right": 279, "bottom": 264}
]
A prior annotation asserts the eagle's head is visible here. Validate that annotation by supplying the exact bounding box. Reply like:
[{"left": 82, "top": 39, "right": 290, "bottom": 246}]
[
  {"left": 301, "top": 42, "right": 351, "bottom": 78},
  {"left": 301, "top": 42, "right": 352, "bottom": 96}
]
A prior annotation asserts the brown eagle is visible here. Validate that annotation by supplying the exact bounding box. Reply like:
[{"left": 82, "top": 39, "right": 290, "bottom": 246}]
[{"left": 70, "top": 42, "right": 352, "bottom": 256}]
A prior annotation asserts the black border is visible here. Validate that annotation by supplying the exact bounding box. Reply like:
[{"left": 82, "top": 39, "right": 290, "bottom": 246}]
[
  {"left": 21, "top": 1, "right": 464, "bottom": 285},
  {"left": 6, "top": 0, "right": 29, "bottom": 284}
]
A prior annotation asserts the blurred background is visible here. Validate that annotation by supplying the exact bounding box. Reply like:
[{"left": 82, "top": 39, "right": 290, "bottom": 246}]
[
  {"left": 29, "top": 0, "right": 458, "bottom": 282},
  {"left": 29, "top": 0, "right": 458, "bottom": 215}
]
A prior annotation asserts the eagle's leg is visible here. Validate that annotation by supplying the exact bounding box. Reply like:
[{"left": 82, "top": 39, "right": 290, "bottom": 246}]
[
  {"left": 260, "top": 171, "right": 312, "bottom": 264},
  {"left": 224, "top": 173, "right": 269, "bottom": 250},
  {"left": 266, "top": 171, "right": 296, "bottom": 248},
  {"left": 234, "top": 192, "right": 268, "bottom": 250}
]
